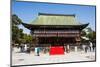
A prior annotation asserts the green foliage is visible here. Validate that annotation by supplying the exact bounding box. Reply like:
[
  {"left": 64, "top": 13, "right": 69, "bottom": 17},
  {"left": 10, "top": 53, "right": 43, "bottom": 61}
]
[
  {"left": 81, "top": 30, "right": 87, "bottom": 36},
  {"left": 81, "top": 27, "right": 96, "bottom": 42},
  {"left": 12, "top": 14, "right": 33, "bottom": 45},
  {"left": 87, "top": 31, "right": 96, "bottom": 41},
  {"left": 12, "top": 14, "right": 23, "bottom": 44},
  {"left": 86, "top": 27, "right": 93, "bottom": 32},
  {"left": 22, "top": 34, "right": 33, "bottom": 44},
  {"left": 12, "top": 14, "right": 22, "bottom": 25}
]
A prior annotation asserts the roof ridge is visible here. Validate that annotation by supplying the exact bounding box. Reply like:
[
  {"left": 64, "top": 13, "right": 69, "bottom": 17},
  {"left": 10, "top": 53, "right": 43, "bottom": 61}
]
[{"left": 38, "top": 13, "right": 75, "bottom": 17}]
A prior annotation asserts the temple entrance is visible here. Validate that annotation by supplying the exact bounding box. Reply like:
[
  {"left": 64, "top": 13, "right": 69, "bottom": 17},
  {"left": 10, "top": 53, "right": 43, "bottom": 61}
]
[
  {"left": 37, "top": 37, "right": 76, "bottom": 55},
  {"left": 38, "top": 37, "right": 76, "bottom": 45},
  {"left": 50, "top": 46, "right": 64, "bottom": 55}
]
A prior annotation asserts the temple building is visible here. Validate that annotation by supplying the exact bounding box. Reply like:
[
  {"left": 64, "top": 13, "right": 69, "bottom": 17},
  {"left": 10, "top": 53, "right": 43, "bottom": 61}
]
[{"left": 22, "top": 13, "right": 89, "bottom": 55}]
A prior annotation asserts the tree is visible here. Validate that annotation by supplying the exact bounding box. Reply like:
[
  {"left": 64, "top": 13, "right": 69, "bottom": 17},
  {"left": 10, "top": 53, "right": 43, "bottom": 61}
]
[
  {"left": 12, "top": 14, "right": 24, "bottom": 45},
  {"left": 81, "top": 27, "right": 96, "bottom": 43},
  {"left": 12, "top": 14, "right": 35, "bottom": 48},
  {"left": 22, "top": 34, "right": 33, "bottom": 44},
  {"left": 81, "top": 30, "right": 87, "bottom": 36},
  {"left": 87, "top": 31, "right": 96, "bottom": 42},
  {"left": 12, "top": 14, "right": 22, "bottom": 25}
]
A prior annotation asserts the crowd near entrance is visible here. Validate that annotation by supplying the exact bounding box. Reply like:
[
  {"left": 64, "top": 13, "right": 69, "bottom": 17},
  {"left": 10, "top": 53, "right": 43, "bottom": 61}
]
[{"left": 12, "top": 41, "right": 96, "bottom": 56}]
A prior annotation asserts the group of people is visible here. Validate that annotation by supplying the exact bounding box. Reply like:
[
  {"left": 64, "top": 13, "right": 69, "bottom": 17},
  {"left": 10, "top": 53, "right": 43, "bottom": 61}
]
[
  {"left": 20, "top": 44, "right": 41, "bottom": 56},
  {"left": 13, "top": 41, "right": 95, "bottom": 56},
  {"left": 82, "top": 41, "right": 95, "bottom": 53},
  {"left": 20, "top": 44, "right": 28, "bottom": 52}
]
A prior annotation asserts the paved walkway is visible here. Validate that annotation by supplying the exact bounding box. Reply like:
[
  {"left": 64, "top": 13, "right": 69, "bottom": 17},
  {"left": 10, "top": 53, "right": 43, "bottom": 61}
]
[{"left": 12, "top": 47, "right": 95, "bottom": 66}]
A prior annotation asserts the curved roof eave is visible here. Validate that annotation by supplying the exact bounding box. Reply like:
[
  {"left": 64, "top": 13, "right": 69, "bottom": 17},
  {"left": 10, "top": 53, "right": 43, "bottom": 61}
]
[{"left": 21, "top": 22, "right": 89, "bottom": 30}]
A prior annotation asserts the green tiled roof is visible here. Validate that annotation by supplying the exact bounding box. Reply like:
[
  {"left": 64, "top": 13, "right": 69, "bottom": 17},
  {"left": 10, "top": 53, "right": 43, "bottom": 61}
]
[{"left": 29, "top": 13, "right": 82, "bottom": 25}]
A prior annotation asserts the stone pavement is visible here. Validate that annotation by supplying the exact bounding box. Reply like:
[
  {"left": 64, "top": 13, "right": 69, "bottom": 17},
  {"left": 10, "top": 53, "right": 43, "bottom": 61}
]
[{"left": 12, "top": 47, "right": 95, "bottom": 66}]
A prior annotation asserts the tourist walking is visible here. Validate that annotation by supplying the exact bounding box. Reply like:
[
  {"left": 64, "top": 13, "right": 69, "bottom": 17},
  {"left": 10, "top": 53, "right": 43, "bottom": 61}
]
[
  {"left": 85, "top": 45, "right": 88, "bottom": 53},
  {"left": 37, "top": 47, "right": 40, "bottom": 56},
  {"left": 35, "top": 47, "right": 40, "bottom": 56},
  {"left": 24, "top": 44, "right": 28, "bottom": 52},
  {"left": 82, "top": 45, "right": 86, "bottom": 52},
  {"left": 89, "top": 41, "right": 93, "bottom": 52},
  {"left": 92, "top": 43, "right": 95, "bottom": 52},
  {"left": 20, "top": 44, "right": 24, "bottom": 52}
]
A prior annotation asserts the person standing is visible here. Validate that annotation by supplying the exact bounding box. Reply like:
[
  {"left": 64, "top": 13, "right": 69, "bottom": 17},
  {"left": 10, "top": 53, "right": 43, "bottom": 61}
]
[
  {"left": 20, "top": 44, "right": 23, "bottom": 52},
  {"left": 92, "top": 43, "right": 95, "bottom": 52},
  {"left": 37, "top": 47, "right": 40, "bottom": 56},
  {"left": 24, "top": 44, "right": 27, "bottom": 52},
  {"left": 35, "top": 47, "right": 37, "bottom": 55},
  {"left": 82, "top": 44, "right": 85, "bottom": 52},
  {"left": 85, "top": 45, "right": 88, "bottom": 53},
  {"left": 89, "top": 41, "right": 93, "bottom": 52},
  {"left": 35, "top": 47, "right": 40, "bottom": 56}
]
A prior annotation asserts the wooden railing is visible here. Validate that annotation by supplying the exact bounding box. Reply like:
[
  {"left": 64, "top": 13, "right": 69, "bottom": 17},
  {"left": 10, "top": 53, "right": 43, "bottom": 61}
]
[
  {"left": 33, "top": 33, "right": 79, "bottom": 37},
  {"left": 34, "top": 30, "right": 79, "bottom": 34}
]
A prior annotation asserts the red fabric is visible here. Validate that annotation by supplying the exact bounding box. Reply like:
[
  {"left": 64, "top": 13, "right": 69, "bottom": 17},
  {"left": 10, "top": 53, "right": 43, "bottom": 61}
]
[{"left": 50, "top": 46, "right": 64, "bottom": 55}]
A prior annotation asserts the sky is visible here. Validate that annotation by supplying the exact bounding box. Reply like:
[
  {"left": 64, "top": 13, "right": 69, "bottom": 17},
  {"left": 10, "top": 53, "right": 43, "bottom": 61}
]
[{"left": 12, "top": 0, "right": 96, "bottom": 34}]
